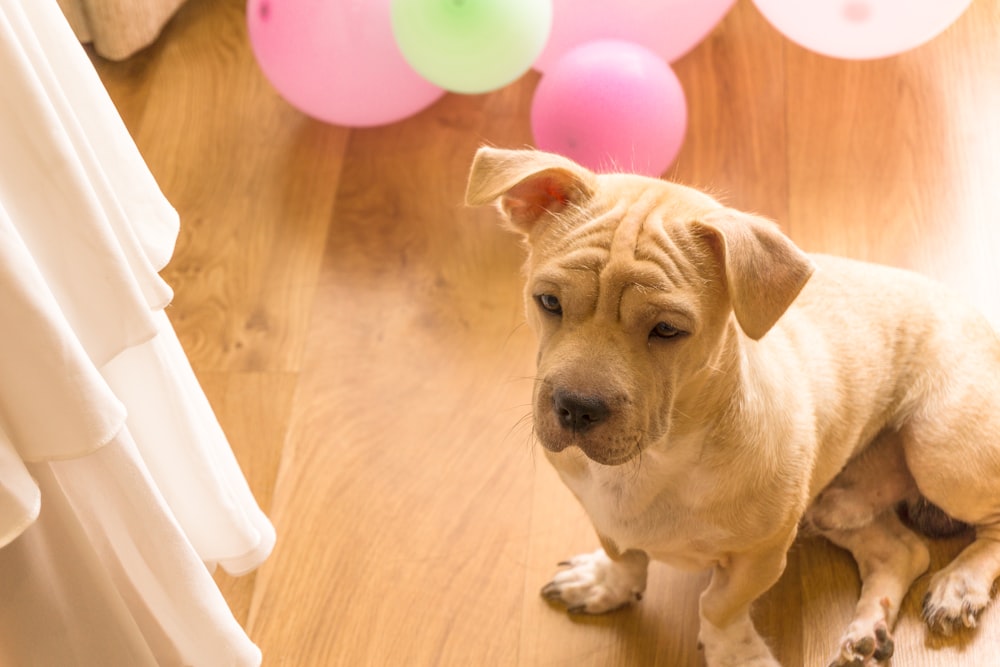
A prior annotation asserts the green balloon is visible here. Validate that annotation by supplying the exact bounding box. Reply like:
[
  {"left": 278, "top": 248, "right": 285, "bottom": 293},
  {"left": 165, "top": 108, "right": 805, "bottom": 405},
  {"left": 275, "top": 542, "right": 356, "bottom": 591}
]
[{"left": 391, "top": 0, "right": 553, "bottom": 94}]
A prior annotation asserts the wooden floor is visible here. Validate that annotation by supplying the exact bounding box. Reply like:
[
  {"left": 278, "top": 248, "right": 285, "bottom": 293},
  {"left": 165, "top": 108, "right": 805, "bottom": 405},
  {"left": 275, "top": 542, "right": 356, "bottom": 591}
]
[{"left": 92, "top": 0, "right": 1000, "bottom": 664}]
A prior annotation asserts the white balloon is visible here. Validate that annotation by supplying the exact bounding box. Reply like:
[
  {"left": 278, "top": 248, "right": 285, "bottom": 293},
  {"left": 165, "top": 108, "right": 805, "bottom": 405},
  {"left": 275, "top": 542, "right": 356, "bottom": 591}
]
[{"left": 753, "top": 0, "right": 972, "bottom": 60}]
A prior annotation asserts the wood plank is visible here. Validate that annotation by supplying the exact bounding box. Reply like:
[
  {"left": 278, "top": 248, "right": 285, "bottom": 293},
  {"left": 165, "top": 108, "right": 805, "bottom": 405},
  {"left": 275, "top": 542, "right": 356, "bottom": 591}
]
[
  {"left": 672, "top": 0, "right": 791, "bottom": 223},
  {"left": 245, "top": 84, "right": 542, "bottom": 664},
  {"left": 93, "top": 0, "right": 348, "bottom": 373},
  {"left": 785, "top": 0, "right": 1000, "bottom": 325}
]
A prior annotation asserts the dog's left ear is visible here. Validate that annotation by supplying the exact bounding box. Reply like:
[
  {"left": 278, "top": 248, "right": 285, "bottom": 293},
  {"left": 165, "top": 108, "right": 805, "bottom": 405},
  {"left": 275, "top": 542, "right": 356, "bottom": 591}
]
[
  {"left": 695, "top": 210, "right": 816, "bottom": 340},
  {"left": 465, "top": 146, "right": 596, "bottom": 234}
]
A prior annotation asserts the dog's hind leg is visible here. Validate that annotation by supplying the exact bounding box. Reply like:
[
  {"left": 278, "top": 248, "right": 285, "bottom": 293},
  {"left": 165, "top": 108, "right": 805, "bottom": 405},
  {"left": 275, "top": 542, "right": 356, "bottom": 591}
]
[
  {"left": 820, "top": 511, "right": 930, "bottom": 666},
  {"left": 805, "top": 429, "right": 930, "bottom": 663},
  {"left": 922, "top": 526, "right": 1000, "bottom": 634},
  {"left": 806, "top": 428, "right": 917, "bottom": 534},
  {"left": 898, "top": 391, "right": 1000, "bottom": 635},
  {"left": 915, "top": 475, "right": 1000, "bottom": 635}
]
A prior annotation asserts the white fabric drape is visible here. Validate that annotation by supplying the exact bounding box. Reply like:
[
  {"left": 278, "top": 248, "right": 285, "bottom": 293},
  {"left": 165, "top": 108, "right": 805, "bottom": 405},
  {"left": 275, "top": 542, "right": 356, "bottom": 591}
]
[{"left": 0, "top": 0, "right": 274, "bottom": 664}]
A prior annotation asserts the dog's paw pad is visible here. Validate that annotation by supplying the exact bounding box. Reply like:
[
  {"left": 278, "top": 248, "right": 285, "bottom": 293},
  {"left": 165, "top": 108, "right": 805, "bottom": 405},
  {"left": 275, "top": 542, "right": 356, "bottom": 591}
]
[
  {"left": 829, "top": 621, "right": 894, "bottom": 666},
  {"left": 923, "top": 568, "right": 991, "bottom": 635},
  {"left": 540, "top": 549, "right": 645, "bottom": 614}
]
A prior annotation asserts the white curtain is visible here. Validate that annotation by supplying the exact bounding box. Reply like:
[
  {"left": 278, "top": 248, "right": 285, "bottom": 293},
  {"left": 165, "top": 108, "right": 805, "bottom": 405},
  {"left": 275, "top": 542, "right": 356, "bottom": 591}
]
[{"left": 0, "top": 0, "right": 274, "bottom": 664}]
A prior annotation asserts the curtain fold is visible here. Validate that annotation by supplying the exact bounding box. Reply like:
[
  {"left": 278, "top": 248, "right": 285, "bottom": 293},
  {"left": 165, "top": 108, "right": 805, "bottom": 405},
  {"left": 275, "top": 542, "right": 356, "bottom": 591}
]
[{"left": 0, "top": 0, "right": 273, "bottom": 664}]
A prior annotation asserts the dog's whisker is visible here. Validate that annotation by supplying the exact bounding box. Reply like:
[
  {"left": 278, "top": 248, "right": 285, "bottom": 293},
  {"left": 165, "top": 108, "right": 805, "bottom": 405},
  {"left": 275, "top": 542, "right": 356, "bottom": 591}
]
[
  {"left": 503, "top": 320, "right": 530, "bottom": 343},
  {"left": 501, "top": 410, "right": 534, "bottom": 440}
]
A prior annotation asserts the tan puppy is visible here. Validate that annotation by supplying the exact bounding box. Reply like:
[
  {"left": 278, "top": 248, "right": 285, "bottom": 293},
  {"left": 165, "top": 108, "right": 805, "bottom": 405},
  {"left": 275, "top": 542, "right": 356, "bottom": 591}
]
[{"left": 465, "top": 146, "right": 1000, "bottom": 667}]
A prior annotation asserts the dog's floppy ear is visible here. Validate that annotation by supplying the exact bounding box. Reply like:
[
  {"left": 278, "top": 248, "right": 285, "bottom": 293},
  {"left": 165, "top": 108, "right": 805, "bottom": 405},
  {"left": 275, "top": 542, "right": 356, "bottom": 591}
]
[
  {"left": 465, "top": 147, "right": 596, "bottom": 234},
  {"left": 695, "top": 209, "right": 816, "bottom": 340}
]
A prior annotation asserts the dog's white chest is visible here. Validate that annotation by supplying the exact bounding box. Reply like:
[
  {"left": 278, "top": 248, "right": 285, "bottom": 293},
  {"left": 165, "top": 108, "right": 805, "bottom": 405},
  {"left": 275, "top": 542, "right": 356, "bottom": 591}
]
[{"left": 550, "top": 446, "right": 735, "bottom": 571}]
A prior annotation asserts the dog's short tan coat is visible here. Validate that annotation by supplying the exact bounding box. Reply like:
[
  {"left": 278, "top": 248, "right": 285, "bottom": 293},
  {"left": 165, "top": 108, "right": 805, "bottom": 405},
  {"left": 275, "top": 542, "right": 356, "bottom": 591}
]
[{"left": 466, "top": 147, "right": 1000, "bottom": 666}]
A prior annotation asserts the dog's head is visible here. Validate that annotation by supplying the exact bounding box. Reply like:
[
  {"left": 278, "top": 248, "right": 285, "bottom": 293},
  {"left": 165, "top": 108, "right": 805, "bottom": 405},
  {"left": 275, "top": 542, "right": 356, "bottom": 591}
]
[{"left": 466, "top": 147, "right": 814, "bottom": 466}]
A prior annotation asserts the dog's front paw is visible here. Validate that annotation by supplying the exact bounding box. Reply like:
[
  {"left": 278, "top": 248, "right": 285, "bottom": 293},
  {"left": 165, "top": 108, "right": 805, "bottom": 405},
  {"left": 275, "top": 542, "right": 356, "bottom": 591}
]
[{"left": 541, "top": 549, "right": 646, "bottom": 614}]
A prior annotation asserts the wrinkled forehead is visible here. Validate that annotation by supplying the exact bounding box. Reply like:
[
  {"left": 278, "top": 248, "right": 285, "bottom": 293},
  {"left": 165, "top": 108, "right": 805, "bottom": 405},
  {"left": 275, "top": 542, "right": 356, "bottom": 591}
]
[{"left": 528, "top": 176, "right": 720, "bottom": 291}]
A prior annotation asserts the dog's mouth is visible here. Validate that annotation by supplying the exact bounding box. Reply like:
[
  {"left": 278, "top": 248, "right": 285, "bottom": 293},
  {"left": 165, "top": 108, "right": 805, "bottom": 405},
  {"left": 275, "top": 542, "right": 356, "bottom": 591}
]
[
  {"left": 538, "top": 432, "right": 640, "bottom": 466},
  {"left": 535, "top": 387, "right": 641, "bottom": 466}
]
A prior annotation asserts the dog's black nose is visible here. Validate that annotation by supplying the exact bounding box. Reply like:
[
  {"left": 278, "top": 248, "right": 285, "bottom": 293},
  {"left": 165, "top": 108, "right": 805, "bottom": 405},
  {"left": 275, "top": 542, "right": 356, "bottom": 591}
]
[{"left": 553, "top": 390, "right": 609, "bottom": 433}]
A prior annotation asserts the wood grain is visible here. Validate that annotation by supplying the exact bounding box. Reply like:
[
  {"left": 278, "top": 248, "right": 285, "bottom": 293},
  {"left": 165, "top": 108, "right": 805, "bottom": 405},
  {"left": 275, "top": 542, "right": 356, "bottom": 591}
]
[
  {"left": 98, "top": 0, "right": 350, "bottom": 374},
  {"left": 91, "top": 0, "right": 1000, "bottom": 664}
]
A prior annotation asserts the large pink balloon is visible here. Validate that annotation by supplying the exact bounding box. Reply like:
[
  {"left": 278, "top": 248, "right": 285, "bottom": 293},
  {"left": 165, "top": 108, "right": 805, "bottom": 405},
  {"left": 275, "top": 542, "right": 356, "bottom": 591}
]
[
  {"left": 533, "top": 0, "right": 736, "bottom": 72},
  {"left": 531, "top": 40, "right": 688, "bottom": 177},
  {"left": 246, "top": 0, "right": 445, "bottom": 127},
  {"left": 753, "top": 0, "right": 972, "bottom": 60}
]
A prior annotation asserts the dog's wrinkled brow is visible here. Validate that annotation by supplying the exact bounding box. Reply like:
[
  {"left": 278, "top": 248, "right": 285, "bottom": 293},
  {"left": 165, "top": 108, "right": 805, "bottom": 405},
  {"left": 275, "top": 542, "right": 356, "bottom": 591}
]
[
  {"left": 539, "top": 245, "right": 608, "bottom": 276},
  {"left": 635, "top": 222, "right": 707, "bottom": 290},
  {"left": 604, "top": 260, "right": 678, "bottom": 293}
]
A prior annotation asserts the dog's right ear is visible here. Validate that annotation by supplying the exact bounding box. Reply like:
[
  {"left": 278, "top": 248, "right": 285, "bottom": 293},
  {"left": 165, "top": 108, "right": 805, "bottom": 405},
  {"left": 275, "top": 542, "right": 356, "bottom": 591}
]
[{"left": 465, "top": 147, "right": 596, "bottom": 234}]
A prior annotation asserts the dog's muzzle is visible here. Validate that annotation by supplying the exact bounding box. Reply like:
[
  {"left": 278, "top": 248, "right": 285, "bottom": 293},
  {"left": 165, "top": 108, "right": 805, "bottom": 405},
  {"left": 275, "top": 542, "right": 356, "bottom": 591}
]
[{"left": 537, "top": 382, "right": 640, "bottom": 466}]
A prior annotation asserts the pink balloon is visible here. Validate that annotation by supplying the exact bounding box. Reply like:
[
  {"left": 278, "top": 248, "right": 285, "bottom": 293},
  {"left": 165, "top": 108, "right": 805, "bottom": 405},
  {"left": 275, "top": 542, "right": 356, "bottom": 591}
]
[
  {"left": 753, "top": 0, "right": 972, "bottom": 60},
  {"left": 246, "top": 0, "right": 445, "bottom": 127},
  {"left": 533, "top": 0, "right": 736, "bottom": 72},
  {"left": 531, "top": 40, "right": 687, "bottom": 177}
]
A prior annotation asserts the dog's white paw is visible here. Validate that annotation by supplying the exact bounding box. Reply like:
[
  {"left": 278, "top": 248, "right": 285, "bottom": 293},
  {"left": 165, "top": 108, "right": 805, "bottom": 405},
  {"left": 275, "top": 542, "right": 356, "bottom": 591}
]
[
  {"left": 923, "top": 565, "right": 992, "bottom": 635},
  {"left": 541, "top": 549, "right": 646, "bottom": 614},
  {"left": 829, "top": 619, "right": 894, "bottom": 666},
  {"left": 700, "top": 617, "right": 780, "bottom": 667}
]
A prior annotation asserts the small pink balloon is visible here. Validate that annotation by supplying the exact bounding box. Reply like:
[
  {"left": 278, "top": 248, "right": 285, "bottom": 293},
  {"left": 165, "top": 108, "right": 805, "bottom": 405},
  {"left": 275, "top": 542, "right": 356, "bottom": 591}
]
[
  {"left": 246, "top": 0, "right": 445, "bottom": 127},
  {"left": 534, "top": 0, "right": 736, "bottom": 72},
  {"left": 531, "top": 40, "right": 688, "bottom": 177},
  {"left": 753, "top": 0, "right": 972, "bottom": 60}
]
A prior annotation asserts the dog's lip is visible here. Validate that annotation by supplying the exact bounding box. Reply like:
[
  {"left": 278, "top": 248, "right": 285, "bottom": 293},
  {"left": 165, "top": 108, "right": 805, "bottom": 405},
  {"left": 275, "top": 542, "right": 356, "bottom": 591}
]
[
  {"left": 538, "top": 438, "right": 571, "bottom": 454},
  {"left": 580, "top": 448, "right": 639, "bottom": 466},
  {"left": 539, "top": 434, "right": 639, "bottom": 466}
]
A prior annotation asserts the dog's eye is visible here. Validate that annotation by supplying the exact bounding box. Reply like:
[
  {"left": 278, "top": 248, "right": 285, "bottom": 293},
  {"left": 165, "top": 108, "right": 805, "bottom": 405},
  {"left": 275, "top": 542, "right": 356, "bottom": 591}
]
[
  {"left": 536, "top": 294, "right": 562, "bottom": 315},
  {"left": 650, "top": 322, "right": 683, "bottom": 339}
]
